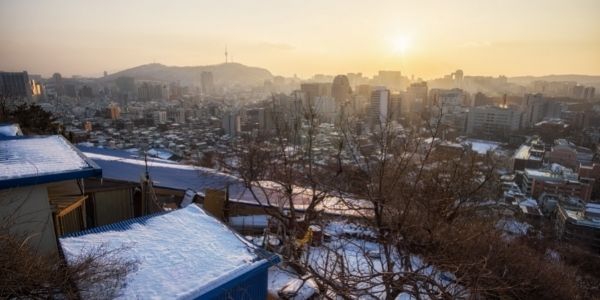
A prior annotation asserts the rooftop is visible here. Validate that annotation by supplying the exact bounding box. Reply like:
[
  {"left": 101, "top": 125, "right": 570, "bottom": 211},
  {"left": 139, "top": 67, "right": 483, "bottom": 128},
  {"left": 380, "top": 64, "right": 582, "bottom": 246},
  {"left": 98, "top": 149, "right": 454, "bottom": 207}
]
[
  {"left": 60, "top": 205, "right": 278, "bottom": 299},
  {"left": 559, "top": 203, "right": 600, "bottom": 229},
  {"left": 514, "top": 145, "right": 542, "bottom": 161},
  {"left": 0, "top": 136, "right": 101, "bottom": 189},
  {"left": 464, "top": 139, "right": 502, "bottom": 155},
  {"left": 78, "top": 146, "right": 236, "bottom": 194}
]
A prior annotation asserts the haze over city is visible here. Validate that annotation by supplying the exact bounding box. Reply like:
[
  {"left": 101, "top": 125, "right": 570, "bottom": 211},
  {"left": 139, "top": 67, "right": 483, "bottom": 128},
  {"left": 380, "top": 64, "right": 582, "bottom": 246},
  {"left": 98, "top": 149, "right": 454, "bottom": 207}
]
[
  {"left": 1, "top": 0, "right": 600, "bottom": 78},
  {"left": 2, "top": 1, "right": 600, "bottom": 299}
]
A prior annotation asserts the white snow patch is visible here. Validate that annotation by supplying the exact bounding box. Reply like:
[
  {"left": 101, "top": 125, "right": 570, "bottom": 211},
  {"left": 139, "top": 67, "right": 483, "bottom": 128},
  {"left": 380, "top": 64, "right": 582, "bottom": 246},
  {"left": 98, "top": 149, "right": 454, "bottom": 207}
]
[
  {"left": 268, "top": 267, "right": 318, "bottom": 300},
  {"left": 464, "top": 139, "right": 501, "bottom": 155},
  {"left": 60, "top": 205, "right": 262, "bottom": 299},
  {"left": 498, "top": 218, "right": 531, "bottom": 236},
  {"left": 0, "top": 136, "right": 90, "bottom": 179}
]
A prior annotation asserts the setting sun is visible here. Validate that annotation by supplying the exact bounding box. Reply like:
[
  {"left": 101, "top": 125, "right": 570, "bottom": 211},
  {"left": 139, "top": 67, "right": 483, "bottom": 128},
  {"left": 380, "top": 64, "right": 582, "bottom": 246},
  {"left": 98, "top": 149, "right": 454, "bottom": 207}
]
[{"left": 391, "top": 35, "right": 412, "bottom": 54}]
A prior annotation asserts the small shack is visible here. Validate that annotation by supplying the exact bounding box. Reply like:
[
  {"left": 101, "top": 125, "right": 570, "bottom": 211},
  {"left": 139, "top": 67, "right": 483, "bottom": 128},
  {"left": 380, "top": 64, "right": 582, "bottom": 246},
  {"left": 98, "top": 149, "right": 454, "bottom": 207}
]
[{"left": 60, "top": 204, "right": 280, "bottom": 299}]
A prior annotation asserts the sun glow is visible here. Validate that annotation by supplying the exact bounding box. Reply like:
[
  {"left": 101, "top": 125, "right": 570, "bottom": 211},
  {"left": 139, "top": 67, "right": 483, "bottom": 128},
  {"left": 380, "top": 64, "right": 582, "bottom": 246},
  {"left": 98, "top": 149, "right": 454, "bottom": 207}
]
[{"left": 391, "top": 35, "right": 412, "bottom": 54}]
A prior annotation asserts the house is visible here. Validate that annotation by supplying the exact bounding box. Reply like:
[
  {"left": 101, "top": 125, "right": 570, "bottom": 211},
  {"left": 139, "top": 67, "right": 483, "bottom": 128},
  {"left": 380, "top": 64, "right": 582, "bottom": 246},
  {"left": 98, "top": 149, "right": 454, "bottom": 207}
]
[
  {"left": 78, "top": 146, "right": 371, "bottom": 233},
  {"left": 0, "top": 135, "right": 102, "bottom": 253},
  {"left": 521, "top": 165, "right": 593, "bottom": 201},
  {"left": 77, "top": 146, "right": 240, "bottom": 223},
  {"left": 555, "top": 201, "right": 600, "bottom": 252},
  {"left": 511, "top": 142, "right": 545, "bottom": 172},
  {"left": 60, "top": 204, "right": 280, "bottom": 299}
]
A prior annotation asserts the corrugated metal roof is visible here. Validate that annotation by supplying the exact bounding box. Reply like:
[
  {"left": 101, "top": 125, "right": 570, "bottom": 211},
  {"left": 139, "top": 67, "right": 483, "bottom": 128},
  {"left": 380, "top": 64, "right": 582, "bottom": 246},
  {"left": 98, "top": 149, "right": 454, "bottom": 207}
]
[
  {"left": 0, "top": 136, "right": 101, "bottom": 189},
  {"left": 78, "top": 146, "right": 237, "bottom": 193},
  {"left": 60, "top": 205, "right": 279, "bottom": 299}
]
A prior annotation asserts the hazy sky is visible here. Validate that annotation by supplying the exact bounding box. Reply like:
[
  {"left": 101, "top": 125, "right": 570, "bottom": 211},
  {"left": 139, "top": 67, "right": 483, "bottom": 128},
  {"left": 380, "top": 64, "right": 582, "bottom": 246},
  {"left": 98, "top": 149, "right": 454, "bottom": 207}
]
[{"left": 1, "top": 0, "right": 599, "bottom": 79}]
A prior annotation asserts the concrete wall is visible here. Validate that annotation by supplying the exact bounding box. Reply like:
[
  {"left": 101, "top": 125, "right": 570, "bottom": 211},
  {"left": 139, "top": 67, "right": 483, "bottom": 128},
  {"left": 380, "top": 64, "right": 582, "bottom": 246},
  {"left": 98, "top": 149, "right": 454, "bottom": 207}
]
[{"left": 0, "top": 185, "right": 58, "bottom": 254}]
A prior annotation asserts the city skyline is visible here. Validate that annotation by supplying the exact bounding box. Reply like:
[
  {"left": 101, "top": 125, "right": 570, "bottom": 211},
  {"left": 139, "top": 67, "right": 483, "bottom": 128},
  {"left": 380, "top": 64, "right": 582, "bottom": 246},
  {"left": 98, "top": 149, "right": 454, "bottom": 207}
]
[{"left": 1, "top": 0, "right": 600, "bottom": 78}]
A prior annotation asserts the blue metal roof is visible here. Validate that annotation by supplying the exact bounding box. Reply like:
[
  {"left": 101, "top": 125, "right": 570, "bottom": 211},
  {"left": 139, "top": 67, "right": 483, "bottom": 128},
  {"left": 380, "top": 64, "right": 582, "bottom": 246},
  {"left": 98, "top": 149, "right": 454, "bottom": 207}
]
[
  {"left": 0, "top": 123, "right": 23, "bottom": 137},
  {"left": 0, "top": 136, "right": 102, "bottom": 189},
  {"left": 60, "top": 205, "right": 280, "bottom": 299},
  {"left": 78, "top": 146, "right": 238, "bottom": 193}
]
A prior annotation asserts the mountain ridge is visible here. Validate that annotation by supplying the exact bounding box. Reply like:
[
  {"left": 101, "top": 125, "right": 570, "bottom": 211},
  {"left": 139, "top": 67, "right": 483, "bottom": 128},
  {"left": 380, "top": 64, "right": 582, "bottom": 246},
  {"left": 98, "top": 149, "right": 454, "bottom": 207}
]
[{"left": 101, "top": 62, "right": 274, "bottom": 86}]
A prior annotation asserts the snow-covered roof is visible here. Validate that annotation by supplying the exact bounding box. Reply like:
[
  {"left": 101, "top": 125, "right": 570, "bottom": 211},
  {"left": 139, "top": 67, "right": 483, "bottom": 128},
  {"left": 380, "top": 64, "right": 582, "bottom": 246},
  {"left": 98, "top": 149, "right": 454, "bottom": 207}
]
[
  {"left": 0, "top": 136, "right": 101, "bottom": 189},
  {"left": 78, "top": 146, "right": 237, "bottom": 193},
  {"left": 78, "top": 147, "right": 371, "bottom": 217},
  {"left": 464, "top": 139, "right": 502, "bottom": 155},
  {"left": 0, "top": 123, "right": 22, "bottom": 137},
  {"left": 60, "top": 205, "right": 279, "bottom": 299}
]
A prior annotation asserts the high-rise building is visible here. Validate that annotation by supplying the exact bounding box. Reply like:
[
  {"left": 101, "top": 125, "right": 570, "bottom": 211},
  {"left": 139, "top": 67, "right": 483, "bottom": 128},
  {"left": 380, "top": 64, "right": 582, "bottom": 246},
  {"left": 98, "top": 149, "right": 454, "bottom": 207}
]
[
  {"left": 0, "top": 71, "right": 32, "bottom": 99},
  {"left": 52, "top": 73, "right": 65, "bottom": 96},
  {"left": 369, "top": 87, "right": 390, "bottom": 125},
  {"left": 583, "top": 87, "right": 595, "bottom": 100},
  {"left": 521, "top": 93, "right": 562, "bottom": 128},
  {"left": 200, "top": 71, "right": 215, "bottom": 95},
  {"left": 406, "top": 81, "right": 428, "bottom": 113},
  {"left": 154, "top": 111, "right": 167, "bottom": 124},
  {"left": 466, "top": 105, "right": 522, "bottom": 137},
  {"left": 300, "top": 82, "right": 331, "bottom": 104},
  {"left": 429, "top": 88, "right": 466, "bottom": 113},
  {"left": 138, "top": 82, "right": 166, "bottom": 101},
  {"left": 390, "top": 93, "right": 403, "bottom": 121},
  {"left": 374, "top": 70, "right": 404, "bottom": 91},
  {"left": 331, "top": 75, "right": 352, "bottom": 104},
  {"left": 222, "top": 113, "right": 241, "bottom": 137},
  {"left": 356, "top": 84, "right": 372, "bottom": 98}
]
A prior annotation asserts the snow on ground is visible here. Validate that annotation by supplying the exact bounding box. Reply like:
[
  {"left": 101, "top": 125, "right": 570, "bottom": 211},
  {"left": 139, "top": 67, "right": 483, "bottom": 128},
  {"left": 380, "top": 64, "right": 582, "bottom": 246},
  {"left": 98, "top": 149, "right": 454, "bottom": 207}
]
[
  {"left": 267, "top": 221, "right": 467, "bottom": 299},
  {"left": 269, "top": 266, "right": 318, "bottom": 300},
  {"left": 497, "top": 218, "right": 531, "bottom": 236},
  {"left": 60, "top": 205, "right": 263, "bottom": 299},
  {"left": 324, "top": 220, "right": 377, "bottom": 239}
]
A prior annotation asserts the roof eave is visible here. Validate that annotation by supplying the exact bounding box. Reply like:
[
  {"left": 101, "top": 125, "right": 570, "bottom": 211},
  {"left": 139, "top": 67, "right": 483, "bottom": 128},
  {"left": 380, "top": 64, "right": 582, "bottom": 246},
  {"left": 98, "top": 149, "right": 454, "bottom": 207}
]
[{"left": 0, "top": 167, "right": 102, "bottom": 190}]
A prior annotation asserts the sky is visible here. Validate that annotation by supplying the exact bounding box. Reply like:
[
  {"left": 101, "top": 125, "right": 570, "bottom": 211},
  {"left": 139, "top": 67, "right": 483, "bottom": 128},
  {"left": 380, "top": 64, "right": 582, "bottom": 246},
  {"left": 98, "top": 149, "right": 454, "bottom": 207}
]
[{"left": 1, "top": 0, "right": 599, "bottom": 79}]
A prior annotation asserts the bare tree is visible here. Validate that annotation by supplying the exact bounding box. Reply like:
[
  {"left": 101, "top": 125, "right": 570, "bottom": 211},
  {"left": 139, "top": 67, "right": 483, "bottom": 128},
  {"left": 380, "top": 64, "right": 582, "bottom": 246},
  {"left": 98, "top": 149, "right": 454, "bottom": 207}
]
[
  {"left": 0, "top": 188, "right": 137, "bottom": 299},
  {"left": 228, "top": 99, "right": 582, "bottom": 299}
]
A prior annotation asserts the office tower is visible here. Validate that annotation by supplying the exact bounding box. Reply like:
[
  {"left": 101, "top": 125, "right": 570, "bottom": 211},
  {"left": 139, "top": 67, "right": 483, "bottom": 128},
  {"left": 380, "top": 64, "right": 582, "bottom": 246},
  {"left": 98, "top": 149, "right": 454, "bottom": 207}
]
[
  {"left": 201, "top": 71, "right": 215, "bottom": 95},
  {"left": 390, "top": 93, "right": 403, "bottom": 121},
  {"left": 369, "top": 87, "right": 390, "bottom": 125},
  {"left": 300, "top": 82, "right": 331, "bottom": 106},
  {"left": 0, "top": 71, "right": 32, "bottom": 99},
  {"left": 406, "top": 81, "right": 428, "bottom": 113},
  {"left": 521, "top": 93, "right": 561, "bottom": 128},
  {"left": 222, "top": 113, "right": 241, "bottom": 137},
  {"left": 52, "top": 72, "right": 65, "bottom": 96},
  {"left": 466, "top": 105, "right": 522, "bottom": 137},
  {"left": 583, "top": 87, "right": 595, "bottom": 100},
  {"left": 331, "top": 75, "right": 352, "bottom": 104},
  {"left": 453, "top": 69, "right": 463, "bottom": 88},
  {"left": 374, "top": 70, "right": 403, "bottom": 91}
]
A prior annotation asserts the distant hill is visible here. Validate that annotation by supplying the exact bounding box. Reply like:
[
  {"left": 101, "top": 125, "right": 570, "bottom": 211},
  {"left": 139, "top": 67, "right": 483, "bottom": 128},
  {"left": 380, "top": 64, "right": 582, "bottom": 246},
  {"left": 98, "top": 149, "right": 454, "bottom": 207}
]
[
  {"left": 508, "top": 74, "right": 600, "bottom": 87},
  {"left": 101, "top": 63, "right": 273, "bottom": 86}
]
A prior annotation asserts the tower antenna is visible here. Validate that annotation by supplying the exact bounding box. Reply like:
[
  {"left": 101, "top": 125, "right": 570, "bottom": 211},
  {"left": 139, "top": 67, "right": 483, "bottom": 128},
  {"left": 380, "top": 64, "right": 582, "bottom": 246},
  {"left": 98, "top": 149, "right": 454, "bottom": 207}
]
[{"left": 225, "top": 45, "right": 228, "bottom": 64}]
